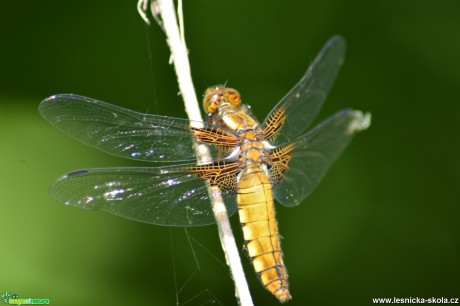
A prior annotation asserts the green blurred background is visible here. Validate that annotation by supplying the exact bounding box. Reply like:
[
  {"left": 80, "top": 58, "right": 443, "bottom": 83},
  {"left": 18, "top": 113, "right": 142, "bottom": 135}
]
[{"left": 1, "top": 1, "right": 459, "bottom": 305}]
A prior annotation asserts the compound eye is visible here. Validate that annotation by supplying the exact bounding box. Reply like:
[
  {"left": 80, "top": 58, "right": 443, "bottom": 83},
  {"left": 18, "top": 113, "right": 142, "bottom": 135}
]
[
  {"left": 224, "top": 88, "right": 241, "bottom": 107},
  {"left": 203, "top": 86, "right": 224, "bottom": 114},
  {"left": 203, "top": 96, "right": 218, "bottom": 114}
]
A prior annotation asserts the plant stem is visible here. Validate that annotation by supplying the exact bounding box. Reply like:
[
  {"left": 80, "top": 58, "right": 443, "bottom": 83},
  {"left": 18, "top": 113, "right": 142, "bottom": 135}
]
[{"left": 140, "top": 0, "right": 254, "bottom": 305}]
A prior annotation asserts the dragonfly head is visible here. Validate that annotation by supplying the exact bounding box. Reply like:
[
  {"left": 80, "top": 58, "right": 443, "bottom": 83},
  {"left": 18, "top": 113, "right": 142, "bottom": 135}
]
[{"left": 203, "top": 85, "right": 241, "bottom": 115}]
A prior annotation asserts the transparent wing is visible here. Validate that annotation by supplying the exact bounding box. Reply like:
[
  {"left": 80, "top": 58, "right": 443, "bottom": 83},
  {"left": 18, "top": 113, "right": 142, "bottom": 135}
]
[
  {"left": 50, "top": 165, "right": 237, "bottom": 227},
  {"left": 38, "top": 94, "right": 237, "bottom": 163},
  {"left": 274, "top": 109, "right": 371, "bottom": 206},
  {"left": 262, "top": 36, "right": 346, "bottom": 146}
]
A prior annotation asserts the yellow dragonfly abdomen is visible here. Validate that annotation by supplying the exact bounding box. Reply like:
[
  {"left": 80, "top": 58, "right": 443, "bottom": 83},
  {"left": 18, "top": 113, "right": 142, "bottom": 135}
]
[{"left": 237, "top": 170, "right": 291, "bottom": 302}]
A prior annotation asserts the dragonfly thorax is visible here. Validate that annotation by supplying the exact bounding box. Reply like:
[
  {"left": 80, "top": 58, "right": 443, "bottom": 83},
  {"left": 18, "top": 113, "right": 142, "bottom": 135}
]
[
  {"left": 203, "top": 87, "right": 271, "bottom": 170},
  {"left": 237, "top": 140, "right": 271, "bottom": 170}
]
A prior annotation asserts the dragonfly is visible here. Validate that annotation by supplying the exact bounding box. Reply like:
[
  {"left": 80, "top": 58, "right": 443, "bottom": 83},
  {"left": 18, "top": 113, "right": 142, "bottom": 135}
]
[{"left": 38, "top": 35, "right": 370, "bottom": 303}]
